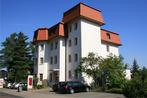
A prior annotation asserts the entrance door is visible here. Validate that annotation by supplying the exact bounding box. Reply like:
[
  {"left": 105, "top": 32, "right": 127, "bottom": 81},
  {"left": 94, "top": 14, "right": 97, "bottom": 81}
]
[{"left": 53, "top": 71, "right": 59, "bottom": 83}]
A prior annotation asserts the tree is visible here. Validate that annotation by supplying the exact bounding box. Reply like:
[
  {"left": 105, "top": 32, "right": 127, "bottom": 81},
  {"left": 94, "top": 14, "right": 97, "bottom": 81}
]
[
  {"left": 141, "top": 67, "right": 147, "bottom": 83},
  {"left": 76, "top": 52, "right": 102, "bottom": 88},
  {"left": 0, "top": 32, "right": 33, "bottom": 82},
  {"left": 123, "top": 66, "right": 147, "bottom": 98},
  {"left": 131, "top": 59, "right": 140, "bottom": 79},
  {"left": 76, "top": 53, "right": 126, "bottom": 90},
  {"left": 99, "top": 54, "right": 126, "bottom": 89}
]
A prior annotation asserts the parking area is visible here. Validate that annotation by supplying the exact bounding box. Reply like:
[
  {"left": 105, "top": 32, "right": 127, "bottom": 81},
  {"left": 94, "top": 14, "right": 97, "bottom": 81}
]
[{"left": 0, "top": 88, "right": 125, "bottom": 98}]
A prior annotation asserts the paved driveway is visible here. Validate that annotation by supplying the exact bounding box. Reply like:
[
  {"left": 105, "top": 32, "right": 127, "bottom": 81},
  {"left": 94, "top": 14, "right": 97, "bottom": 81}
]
[
  {"left": 0, "top": 92, "right": 23, "bottom": 98},
  {"left": 0, "top": 88, "right": 125, "bottom": 98}
]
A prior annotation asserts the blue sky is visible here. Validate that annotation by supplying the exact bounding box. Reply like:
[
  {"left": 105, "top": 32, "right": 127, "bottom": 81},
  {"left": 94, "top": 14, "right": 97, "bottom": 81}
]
[{"left": 0, "top": 0, "right": 147, "bottom": 67}]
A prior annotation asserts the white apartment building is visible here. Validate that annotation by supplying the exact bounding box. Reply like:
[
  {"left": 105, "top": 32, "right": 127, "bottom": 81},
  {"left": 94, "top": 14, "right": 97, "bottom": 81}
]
[{"left": 33, "top": 3, "right": 122, "bottom": 85}]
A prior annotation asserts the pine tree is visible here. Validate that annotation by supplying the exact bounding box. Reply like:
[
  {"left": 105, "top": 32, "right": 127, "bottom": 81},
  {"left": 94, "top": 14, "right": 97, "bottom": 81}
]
[
  {"left": 0, "top": 32, "right": 33, "bottom": 82},
  {"left": 131, "top": 59, "right": 140, "bottom": 79}
]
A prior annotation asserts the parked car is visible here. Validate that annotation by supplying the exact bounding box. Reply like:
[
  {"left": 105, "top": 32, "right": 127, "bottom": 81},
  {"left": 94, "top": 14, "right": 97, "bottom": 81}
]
[
  {"left": 6, "top": 82, "right": 12, "bottom": 88},
  {"left": 52, "top": 82, "right": 66, "bottom": 92},
  {"left": 52, "top": 81, "right": 91, "bottom": 94},
  {"left": 10, "top": 82, "right": 25, "bottom": 89}
]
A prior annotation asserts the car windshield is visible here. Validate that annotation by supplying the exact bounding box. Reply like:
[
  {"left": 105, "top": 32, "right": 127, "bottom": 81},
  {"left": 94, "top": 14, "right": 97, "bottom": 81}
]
[{"left": 59, "top": 82, "right": 66, "bottom": 87}]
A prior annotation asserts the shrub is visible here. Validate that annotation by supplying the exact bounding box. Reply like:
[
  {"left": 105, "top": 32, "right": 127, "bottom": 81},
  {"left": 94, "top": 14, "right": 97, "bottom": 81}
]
[
  {"left": 145, "top": 90, "right": 147, "bottom": 98},
  {"left": 36, "top": 85, "right": 44, "bottom": 89},
  {"left": 107, "top": 88, "right": 123, "bottom": 94},
  {"left": 122, "top": 80, "right": 146, "bottom": 98},
  {"left": 33, "top": 76, "right": 38, "bottom": 87},
  {"left": 42, "top": 80, "right": 48, "bottom": 87}
]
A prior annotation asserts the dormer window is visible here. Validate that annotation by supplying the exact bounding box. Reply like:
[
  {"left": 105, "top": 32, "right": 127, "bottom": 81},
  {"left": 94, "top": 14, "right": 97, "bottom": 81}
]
[
  {"left": 74, "top": 22, "right": 77, "bottom": 30},
  {"left": 106, "top": 33, "right": 111, "bottom": 39},
  {"left": 55, "top": 41, "right": 58, "bottom": 49},
  {"left": 50, "top": 43, "right": 53, "bottom": 50},
  {"left": 69, "top": 25, "right": 72, "bottom": 32},
  {"left": 106, "top": 45, "right": 110, "bottom": 52},
  {"left": 40, "top": 44, "right": 44, "bottom": 51}
]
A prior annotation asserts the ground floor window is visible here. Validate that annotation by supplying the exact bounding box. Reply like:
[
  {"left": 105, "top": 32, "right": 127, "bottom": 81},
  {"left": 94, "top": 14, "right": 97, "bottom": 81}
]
[
  {"left": 50, "top": 73, "right": 52, "bottom": 82},
  {"left": 40, "top": 73, "right": 43, "bottom": 81},
  {"left": 68, "top": 70, "right": 72, "bottom": 79},
  {"left": 75, "top": 71, "right": 78, "bottom": 79},
  {"left": 40, "top": 57, "right": 44, "bottom": 64}
]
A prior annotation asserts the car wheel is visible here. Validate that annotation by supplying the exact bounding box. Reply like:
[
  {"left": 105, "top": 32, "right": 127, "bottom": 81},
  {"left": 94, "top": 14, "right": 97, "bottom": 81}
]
[
  {"left": 86, "top": 87, "right": 90, "bottom": 92},
  {"left": 70, "top": 89, "right": 74, "bottom": 94}
]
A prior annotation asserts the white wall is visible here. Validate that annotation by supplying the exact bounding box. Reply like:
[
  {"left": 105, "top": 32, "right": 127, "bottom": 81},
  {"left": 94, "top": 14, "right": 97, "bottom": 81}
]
[
  {"left": 37, "top": 42, "right": 49, "bottom": 81},
  {"left": 80, "top": 19, "right": 101, "bottom": 57},
  {"left": 80, "top": 19, "right": 102, "bottom": 84},
  {"left": 48, "top": 38, "right": 60, "bottom": 70},
  {"left": 125, "top": 69, "right": 131, "bottom": 80},
  {"left": 66, "top": 19, "right": 81, "bottom": 81},
  {"left": 59, "top": 38, "right": 66, "bottom": 81},
  {"left": 100, "top": 43, "right": 119, "bottom": 58}
]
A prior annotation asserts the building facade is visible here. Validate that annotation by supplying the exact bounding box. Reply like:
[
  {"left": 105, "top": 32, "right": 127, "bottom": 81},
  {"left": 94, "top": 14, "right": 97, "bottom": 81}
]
[{"left": 33, "top": 3, "right": 121, "bottom": 85}]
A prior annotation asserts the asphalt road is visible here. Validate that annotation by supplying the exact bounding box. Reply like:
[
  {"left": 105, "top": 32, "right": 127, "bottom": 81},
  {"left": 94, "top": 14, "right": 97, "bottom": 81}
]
[
  {"left": 0, "top": 88, "right": 125, "bottom": 98},
  {"left": 0, "top": 92, "right": 24, "bottom": 98}
]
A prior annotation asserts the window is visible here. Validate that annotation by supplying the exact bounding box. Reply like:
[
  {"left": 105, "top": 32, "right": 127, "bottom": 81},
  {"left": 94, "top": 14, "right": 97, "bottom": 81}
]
[
  {"left": 55, "top": 41, "right": 58, "bottom": 49},
  {"left": 75, "top": 71, "right": 78, "bottom": 79},
  {"left": 40, "top": 44, "right": 44, "bottom": 51},
  {"left": 106, "top": 33, "right": 111, "bottom": 39},
  {"left": 54, "top": 56, "right": 57, "bottom": 64},
  {"left": 68, "top": 55, "right": 71, "bottom": 63},
  {"left": 50, "top": 73, "right": 52, "bottom": 82},
  {"left": 106, "top": 45, "right": 110, "bottom": 52},
  {"left": 74, "top": 22, "right": 77, "bottom": 30},
  {"left": 69, "top": 25, "right": 72, "bottom": 32},
  {"left": 40, "top": 57, "right": 44, "bottom": 64},
  {"left": 40, "top": 73, "right": 43, "bottom": 81},
  {"left": 68, "top": 70, "right": 71, "bottom": 79},
  {"left": 35, "top": 58, "right": 38, "bottom": 65},
  {"left": 36, "top": 45, "right": 38, "bottom": 52},
  {"left": 74, "top": 53, "right": 78, "bottom": 62},
  {"left": 74, "top": 37, "right": 78, "bottom": 45},
  {"left": 50, "top": 57, "right": 53, "bottom": 64},
  {"left": 68, "top": 39, "right": 72, "bottom": 47},
  {"left": 50, "top": 43, "right": 53, "bottom": 50}
]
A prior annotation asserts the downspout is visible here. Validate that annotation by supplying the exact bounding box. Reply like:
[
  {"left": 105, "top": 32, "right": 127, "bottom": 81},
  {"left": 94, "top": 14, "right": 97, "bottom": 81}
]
[
  {"left": 64, "top": 24, "right": 68, "bottom": 82},
  {"left": 65, "top": 37, "right": 67, "bottom": 81}
]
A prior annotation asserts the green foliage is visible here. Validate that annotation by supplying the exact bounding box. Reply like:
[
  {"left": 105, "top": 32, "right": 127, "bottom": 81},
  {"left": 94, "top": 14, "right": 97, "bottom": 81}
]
[
  {"left": 34, "top": 85, "right": 44, "bottom": 89},
  {"left": 131, "top": 59, "right": 140, "bottom": 79},
  {"left": 33, "top": 75, "right": 38, "bottom": 88},
  {"left": 123, "top": 66, "right": 147, "bottom": 98},
  {"left": 0, "top": 32, "right": 34, "bottom": 82},
  {"left": 106, "top": 88, "right": 123, "bottom": 94},
  {"left": 123, "top": 79, "right": 146, "bottom": 98},
  {"left": 99, "top": 54, "right": 126, "bottom": 89},
  {"left": 42, "top": 80, "right": 48, "bottom": 87},
  {"left": 76, "top": 52, "right": 102, "bottom": 88},
  {"left": 77, "top": 52, "right": 126, "bottom": 90}
]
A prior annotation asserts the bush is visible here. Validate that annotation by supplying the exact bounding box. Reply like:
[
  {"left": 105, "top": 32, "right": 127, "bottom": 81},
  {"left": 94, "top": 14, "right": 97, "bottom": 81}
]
[
  {"left": 107, "top": 88, "right": 123, "bottom": 94},
  {"left": 35, "top": 85, "right": 44, "bottom": 89},
  {"left": 122, "top": 80, "right": 146, "bottom": 98},
  {"left": 91, "top": 87, "right": 103, "bottom": 92},
  {"left": 42, "top": 80, "right": 48, "bottom": 87}
]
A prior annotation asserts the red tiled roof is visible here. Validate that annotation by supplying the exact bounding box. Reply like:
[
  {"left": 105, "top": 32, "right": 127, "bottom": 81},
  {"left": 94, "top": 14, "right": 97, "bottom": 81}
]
[
  {"left": 33, "top": 23, "right": 65, "bottom": 44},
  {"left": 62, "top": 3, "right": 105, "bottom": 25},
  {"left": 33, "top": 3, "right": 121, "bottom": 46},
  {"left": 101, "top": 29, "right": 121, "bottom": 46}
]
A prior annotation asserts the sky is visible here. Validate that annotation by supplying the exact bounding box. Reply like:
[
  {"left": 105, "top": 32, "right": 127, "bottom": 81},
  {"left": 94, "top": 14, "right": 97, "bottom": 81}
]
[{"left": 0, "top": 0, "right": 147, "bottom": 67}]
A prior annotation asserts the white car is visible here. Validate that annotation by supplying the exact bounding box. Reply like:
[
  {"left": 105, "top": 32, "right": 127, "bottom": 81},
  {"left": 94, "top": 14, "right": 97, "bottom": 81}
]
[{"left": 7, "top": 83, "right": 12, "bottom": 88}]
